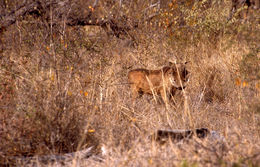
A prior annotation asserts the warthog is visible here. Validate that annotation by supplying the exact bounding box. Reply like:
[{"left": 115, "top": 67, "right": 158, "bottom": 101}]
[
  {"left": 229, "top": 0, "right": 260, "bottom": 20},
  {"left": 128, "top": 62, "right": 189, "bottom": 104}
]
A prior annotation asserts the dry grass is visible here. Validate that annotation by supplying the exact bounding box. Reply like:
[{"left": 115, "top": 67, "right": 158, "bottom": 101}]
[{"left": 0, "top": 0, "right": 260, "bottom": 166}]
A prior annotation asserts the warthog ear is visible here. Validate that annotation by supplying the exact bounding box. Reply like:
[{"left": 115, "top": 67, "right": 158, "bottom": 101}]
[
  {"left": 184, "top": 61, "right": 190, "bottom": 65},
  {"left": 168, "top": 60, "right": 177, "bottom": 66},
  {"left": 168, "top": 61, "right": 173, "bottom": 66}
]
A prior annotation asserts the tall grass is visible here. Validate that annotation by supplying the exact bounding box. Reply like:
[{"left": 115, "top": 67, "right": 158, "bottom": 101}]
[{"left": 0, "top": 0, "right": 259, "bottom": 166}]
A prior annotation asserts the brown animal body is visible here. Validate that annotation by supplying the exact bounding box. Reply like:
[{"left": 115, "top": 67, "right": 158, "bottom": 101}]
[
  {"left": 229, "top": 0, "right": 259, "bottom": 20},
  {"left": 128, "top": 63, "right": 189, "bottom": 104}
]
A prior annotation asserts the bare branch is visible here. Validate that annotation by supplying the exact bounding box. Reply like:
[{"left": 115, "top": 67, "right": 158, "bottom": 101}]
[
  {"left": 0, "top": 0, "right": 40, "bottom": 32},
  {"left": 0, "top": 0, "right": 136, "bottom": 39},
  {"left": 93, "top": 0, "right": 99, "bottom": 8}
]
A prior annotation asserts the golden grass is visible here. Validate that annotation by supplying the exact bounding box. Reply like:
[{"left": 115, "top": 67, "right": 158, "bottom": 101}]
[{"left": 0, "top": 1, "right": 259, "bottom": 166}]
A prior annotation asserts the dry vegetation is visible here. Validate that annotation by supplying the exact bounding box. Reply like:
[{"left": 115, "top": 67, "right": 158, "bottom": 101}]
[{"left": 0, "top": 0, "right": 259, "bottom": 166}]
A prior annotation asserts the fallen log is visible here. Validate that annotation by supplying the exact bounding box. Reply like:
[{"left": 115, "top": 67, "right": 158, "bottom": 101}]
[
  {"left": 4, "top": 146, "right": 103, "bottom": 166},
  {"left": 152, "top": 128, "right": 224, "bottom": 144}
]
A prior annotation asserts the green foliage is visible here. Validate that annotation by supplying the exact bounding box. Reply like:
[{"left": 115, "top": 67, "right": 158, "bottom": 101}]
[{"left": 180, "top": 160, "right": 198, "bottom": 167}]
